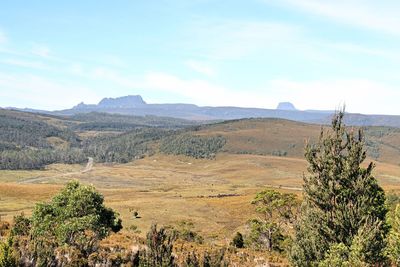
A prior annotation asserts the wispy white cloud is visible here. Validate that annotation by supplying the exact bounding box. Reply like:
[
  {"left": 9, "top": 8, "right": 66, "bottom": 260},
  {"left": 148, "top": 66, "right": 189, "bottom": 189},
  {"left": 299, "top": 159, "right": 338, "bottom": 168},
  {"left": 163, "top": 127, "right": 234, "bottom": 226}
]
[
  {"left": 31, "top": 43, "right": 52, "bottom": 58},
  {"left": 1, "top": 61, "right": 397, "bottom": 115},
  {"left": 327, "top": 42, "right": 400, "bottom": 61},
  {"left": 142, "top": 72, "right": 235, "bottom": 106},
  {"left": 185, "top": 60, "right": 215, "bottom": 76},
  {"left": 0, "top": 30, "right": 7, "bottom": 44},
  {"left": 88, "top": 67, "right": 276, "bottom": 108},
  {"left": 0, "top": 12, "right": 397, "bottom": 115},
  {"left": 182, "top": 18, "right": 357, "bottom": 65},
  {"left": 100, "top": 54, "right": 127, "bottom": 68},
  {"left": 266, "top": 0, "right": 400, "bottom": 35},
  {"left": 0, "top": 58, "right": 48, "bottom": 70},
  {"left": 183, "top": 18, "right": 302, "bottom": 60},
  {"left": 0, "top": 73, "right": 101, "bottom": 110},
  {"left": 68, "top": 63, "right": 85, "bottom": 76}
]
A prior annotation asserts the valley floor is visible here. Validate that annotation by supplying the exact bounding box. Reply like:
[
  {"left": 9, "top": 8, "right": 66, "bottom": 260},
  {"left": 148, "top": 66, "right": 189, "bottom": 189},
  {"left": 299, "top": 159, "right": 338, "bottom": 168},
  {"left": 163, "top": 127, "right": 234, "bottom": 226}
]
[{"left": 1, "top": 153, "right": 400, "bottom": 243}]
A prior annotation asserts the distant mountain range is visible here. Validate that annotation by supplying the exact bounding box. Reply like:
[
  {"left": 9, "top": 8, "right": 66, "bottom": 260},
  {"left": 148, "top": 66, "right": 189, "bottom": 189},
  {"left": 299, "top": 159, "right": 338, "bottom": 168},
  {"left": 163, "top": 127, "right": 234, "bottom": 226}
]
[{"left": 6, "top": 95, "right": 400, "bottom": 128}]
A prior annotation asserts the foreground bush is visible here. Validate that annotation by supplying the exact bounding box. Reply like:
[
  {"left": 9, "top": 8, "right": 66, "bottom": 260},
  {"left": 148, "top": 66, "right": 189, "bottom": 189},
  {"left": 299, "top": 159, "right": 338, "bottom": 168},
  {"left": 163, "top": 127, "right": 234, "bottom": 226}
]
[{"left": 8, "top": 181, "right": 122, "bottom": 266}]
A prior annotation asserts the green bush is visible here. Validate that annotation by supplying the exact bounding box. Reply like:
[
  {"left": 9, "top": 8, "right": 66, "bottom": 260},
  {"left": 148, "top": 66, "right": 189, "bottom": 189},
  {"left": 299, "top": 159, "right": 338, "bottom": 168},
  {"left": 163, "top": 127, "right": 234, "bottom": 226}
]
[
  {"left": 0, "top": 237, "right": 16, "bottom": 267},
  {"left": 10, "top": 181, "right": 122, "bottom": 266}
]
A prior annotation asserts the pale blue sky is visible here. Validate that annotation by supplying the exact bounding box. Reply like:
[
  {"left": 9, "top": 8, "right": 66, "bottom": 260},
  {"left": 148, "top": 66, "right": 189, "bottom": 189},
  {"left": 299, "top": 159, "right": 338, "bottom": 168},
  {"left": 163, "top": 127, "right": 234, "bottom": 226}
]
[{"left": 0, "top": 0, "right": 400, "bottom": 114}]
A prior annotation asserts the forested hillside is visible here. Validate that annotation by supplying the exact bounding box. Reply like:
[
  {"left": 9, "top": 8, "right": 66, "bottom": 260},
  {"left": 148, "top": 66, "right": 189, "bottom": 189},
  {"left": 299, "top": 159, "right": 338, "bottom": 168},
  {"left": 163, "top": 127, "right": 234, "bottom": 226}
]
[
  {"left": 2, "top": 109, "right": 400, "bottom": 170},
  {"left": 0, "top": 112, "right": 80, "bottom": 149},
  {"left": 0, "top": 110, "right": 85, "bottom": 169},
  {"left": 0, "top": 110, "right": 208, "bottom": 169},
  {"left": 83, "top": 128, "right": 170, "bottom": 163}
]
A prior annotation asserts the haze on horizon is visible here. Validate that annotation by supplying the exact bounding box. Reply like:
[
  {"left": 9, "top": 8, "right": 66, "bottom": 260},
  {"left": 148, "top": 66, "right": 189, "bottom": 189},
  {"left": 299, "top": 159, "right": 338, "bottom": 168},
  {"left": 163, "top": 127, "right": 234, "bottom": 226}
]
[{"left": 0, "top": 1, "right": 400, "bottom": 115}]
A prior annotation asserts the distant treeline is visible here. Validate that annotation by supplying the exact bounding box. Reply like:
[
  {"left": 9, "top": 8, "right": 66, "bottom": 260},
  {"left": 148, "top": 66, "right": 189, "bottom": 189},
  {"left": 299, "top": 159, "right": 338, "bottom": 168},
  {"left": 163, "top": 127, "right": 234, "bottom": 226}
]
[
  {"left": 160, "top": 134, "right": 226, "bottom": 159},
  {"left": 0, "top": 132, "right": 227, "bottom": 170},
  {"left": 0, "top": 148, "right": 86, "bottom": 170},
  {"left": 71, "top": 112, "right": 198, "bottom": 128},
  {"left": 83, "top": 128, "right": 170, "bottom": 163},
  {"left": 72, "top": 122, "right": 146, "bottom": 132}
]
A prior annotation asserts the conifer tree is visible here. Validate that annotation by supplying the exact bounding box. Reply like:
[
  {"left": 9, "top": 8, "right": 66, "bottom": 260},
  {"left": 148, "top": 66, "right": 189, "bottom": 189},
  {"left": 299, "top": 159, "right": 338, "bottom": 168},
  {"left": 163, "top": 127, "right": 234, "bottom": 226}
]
[
  {"left": 290, "top": 110, "right": 388, "bottom": 266},
  {"left": 386, "top": 204, "right": 400, "bottom": 265}
]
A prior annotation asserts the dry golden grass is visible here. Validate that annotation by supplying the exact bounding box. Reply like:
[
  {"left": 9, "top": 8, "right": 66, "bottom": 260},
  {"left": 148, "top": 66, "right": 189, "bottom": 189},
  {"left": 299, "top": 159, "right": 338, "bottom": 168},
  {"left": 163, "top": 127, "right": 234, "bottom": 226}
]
[
  {"left": 0, "top": 152, "right": 399, "bottom": 243},
  {"left": 198, "top": 119, "right": 321, "bottom": 158},
  {"left": 196, "top": 119, "right": 400, "bottom": 165}
]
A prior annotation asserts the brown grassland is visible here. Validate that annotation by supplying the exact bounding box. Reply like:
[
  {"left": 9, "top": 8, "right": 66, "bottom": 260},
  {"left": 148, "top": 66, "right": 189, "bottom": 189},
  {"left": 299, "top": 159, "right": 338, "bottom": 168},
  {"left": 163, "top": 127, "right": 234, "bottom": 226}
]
[{"left": 1, "top": 152, "right": 399, "bottom": 244}]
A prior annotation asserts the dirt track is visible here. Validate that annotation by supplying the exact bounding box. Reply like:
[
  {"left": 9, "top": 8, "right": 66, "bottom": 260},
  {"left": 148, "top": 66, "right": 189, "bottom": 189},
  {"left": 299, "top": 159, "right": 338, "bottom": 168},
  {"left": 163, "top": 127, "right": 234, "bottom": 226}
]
[{"left": 18, "top": 157, "right": 93, "bottom": 184}]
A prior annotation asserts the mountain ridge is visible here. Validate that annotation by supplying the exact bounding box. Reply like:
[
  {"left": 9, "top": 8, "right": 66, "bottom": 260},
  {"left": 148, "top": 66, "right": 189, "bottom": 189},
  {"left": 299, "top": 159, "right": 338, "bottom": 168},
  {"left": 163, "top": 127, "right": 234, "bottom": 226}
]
[{"left": 5, "top": 95, "right": 400, "bottom": 128}]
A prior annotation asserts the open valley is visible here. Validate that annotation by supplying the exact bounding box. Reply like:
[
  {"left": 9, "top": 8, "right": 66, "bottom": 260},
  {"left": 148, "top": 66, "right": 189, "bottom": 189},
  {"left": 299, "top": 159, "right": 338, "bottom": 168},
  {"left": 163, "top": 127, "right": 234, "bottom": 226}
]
[{"left": 2, "top": 152, "right": 400, "bottom": 244}]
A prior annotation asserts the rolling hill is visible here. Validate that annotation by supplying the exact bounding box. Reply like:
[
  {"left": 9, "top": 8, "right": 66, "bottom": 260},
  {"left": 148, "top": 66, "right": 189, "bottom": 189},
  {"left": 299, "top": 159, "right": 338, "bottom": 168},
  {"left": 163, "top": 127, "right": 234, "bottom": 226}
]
[{"left": 1, "top": 109, "right": 400, "bottom": 169}]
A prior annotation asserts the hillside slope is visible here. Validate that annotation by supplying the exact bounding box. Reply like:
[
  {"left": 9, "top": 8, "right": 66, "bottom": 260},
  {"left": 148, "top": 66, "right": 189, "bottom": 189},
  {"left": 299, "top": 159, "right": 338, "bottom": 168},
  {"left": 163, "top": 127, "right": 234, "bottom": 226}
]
[
  {"left": 2, "top": 109, "right": 400, "bottom": 168},
  {"left": 189, "top": 118, "right": 400, "bottom": 165}
]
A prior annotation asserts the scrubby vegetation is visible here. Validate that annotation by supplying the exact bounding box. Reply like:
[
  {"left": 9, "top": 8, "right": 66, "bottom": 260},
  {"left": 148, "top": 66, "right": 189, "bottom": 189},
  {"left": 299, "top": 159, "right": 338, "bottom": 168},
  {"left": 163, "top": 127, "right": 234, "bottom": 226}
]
[
  {"left": 0, "top": 181, "right": 275, "bottom": 266},
  {"left": 1, "top": 181, "right": 122, "bottom": 266},
  {"left": 248, "top": 189, "right": 298, "bottom": 252}
]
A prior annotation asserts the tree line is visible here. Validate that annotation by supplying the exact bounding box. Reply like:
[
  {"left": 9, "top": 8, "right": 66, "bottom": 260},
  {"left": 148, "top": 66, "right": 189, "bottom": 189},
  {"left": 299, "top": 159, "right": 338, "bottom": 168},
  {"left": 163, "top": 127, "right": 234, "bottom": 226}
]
[{"left": 0, "top": 148, "right": 86, "bottom": 170}]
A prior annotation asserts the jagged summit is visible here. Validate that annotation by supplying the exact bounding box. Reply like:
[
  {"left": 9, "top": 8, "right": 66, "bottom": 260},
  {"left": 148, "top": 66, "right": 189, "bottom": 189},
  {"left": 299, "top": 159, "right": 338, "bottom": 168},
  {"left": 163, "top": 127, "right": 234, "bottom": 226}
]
[
  {"left": 98, "top": 95, "right": 146, "bottom": 108},
  {"left": 276, "top": 102, "right": 297, "bottom": 111},
  {"left": 72, "top": 95, "right": 146, "bottom": 110}
]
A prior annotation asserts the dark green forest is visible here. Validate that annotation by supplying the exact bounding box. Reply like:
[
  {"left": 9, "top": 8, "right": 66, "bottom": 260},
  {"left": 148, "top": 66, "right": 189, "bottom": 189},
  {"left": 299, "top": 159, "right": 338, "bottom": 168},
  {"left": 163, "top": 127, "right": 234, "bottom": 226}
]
[
  {"left": 160, "top": 134, "right": 226, "bottom": 159},
  {"left": 0, "top": 110, "right": 225, "bottom": 169}
]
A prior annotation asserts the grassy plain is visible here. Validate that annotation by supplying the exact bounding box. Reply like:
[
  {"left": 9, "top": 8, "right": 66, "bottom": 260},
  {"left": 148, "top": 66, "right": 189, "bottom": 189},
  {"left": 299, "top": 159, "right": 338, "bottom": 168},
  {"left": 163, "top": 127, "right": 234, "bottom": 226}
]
[{"left": 1, "top": 153, "right": 399, "bottom": 244}]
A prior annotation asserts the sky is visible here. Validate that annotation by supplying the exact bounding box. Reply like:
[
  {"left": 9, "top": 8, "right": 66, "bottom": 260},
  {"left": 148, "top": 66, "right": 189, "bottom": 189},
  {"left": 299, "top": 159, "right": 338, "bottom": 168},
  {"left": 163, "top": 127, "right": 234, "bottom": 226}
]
[{"left": 0, "top": 0, "right": 400, "bottom": 114}]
